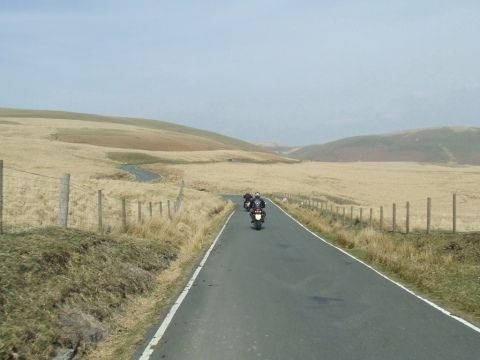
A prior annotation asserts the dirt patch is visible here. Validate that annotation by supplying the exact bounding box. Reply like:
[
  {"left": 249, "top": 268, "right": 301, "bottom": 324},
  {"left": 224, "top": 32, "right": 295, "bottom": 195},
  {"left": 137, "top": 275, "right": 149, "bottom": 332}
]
[{"left": 52, "top": 128, "right": 231, "bottom": 151}]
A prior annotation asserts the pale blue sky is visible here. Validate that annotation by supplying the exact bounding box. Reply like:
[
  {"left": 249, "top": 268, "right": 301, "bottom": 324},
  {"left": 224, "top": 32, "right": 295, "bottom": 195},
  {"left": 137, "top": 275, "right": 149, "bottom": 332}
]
[{"left": 1, "top": 1, "right": 480, "bottom": 145}]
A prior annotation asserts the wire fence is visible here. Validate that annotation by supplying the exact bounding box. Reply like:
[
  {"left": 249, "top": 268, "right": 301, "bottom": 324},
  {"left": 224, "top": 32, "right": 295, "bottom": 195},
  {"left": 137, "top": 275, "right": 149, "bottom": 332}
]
[
  {"left": 0, "top": 160, "right": 185, "bottom": 234},
  {"left": 272, "top": 191, "right": 480, "bottom": 234}
]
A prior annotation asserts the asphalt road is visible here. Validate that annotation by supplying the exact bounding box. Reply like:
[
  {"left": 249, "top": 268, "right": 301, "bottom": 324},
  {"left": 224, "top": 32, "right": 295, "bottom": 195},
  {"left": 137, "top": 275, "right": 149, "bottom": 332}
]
[{"left": 138, "top": 196, "right": 480, "bottom": 360}]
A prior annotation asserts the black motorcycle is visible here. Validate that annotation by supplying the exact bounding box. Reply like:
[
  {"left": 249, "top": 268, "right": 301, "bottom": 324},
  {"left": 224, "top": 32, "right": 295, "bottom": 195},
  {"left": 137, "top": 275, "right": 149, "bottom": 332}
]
[{"left": 251, "top": 207, "right": 265, "bottom": 230}]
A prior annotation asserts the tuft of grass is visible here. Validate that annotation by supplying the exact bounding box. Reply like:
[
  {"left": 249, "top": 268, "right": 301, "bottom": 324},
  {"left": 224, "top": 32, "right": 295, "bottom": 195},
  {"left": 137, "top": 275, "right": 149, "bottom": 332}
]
[{"left": 273, "top": 198, "right": 480, "bottom": 325}]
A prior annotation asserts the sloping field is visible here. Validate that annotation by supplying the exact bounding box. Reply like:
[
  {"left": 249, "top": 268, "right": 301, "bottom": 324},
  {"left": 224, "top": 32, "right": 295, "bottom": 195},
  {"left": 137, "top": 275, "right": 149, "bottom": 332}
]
[
  {"left": 291, "top": 127, "right": 480, "bottom": 164},
  {"left": 52, "top": 127, "right": 232, "bottom": 151},
  {"left": 0, "top": 111, "right": 292, "bottom": 184},
  {"left": 0, "top": 107, "right": 266, "bottom": 152}
]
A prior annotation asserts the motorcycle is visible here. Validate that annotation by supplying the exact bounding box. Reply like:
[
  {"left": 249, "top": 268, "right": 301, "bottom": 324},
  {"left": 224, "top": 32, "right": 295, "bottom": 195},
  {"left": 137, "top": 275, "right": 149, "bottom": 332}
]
[{"left": 251, "top": 207, "right": 265, "bottom": 230}]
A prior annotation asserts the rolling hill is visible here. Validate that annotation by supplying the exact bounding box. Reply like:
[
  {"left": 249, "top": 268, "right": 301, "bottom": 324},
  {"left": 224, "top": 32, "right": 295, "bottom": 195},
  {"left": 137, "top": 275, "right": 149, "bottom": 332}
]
[
  {"left": 0, "top": 107, "right": 295, "bottom": 184},
  {"left": 0, "top": 107, "right": 266, "bottom": 153},
  {"left": 291, "top": 127, "right": 480, "bottom": 165}
]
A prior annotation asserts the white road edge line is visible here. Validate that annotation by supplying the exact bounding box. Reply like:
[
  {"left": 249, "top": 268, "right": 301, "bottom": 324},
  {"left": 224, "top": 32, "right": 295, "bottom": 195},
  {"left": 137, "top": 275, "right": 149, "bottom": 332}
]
[
  {"left": 268, "top": 198, "right": 480, "bottom": 335},
  {"left": 139, "top": 211, "right": 236, "bottom": 360}
]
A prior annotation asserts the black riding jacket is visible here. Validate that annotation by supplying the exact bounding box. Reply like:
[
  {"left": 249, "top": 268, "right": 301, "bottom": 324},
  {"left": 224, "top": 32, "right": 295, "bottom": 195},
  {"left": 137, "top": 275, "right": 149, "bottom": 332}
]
[{"left": 250, "top": 198, "right": 266, "bottom": 209}]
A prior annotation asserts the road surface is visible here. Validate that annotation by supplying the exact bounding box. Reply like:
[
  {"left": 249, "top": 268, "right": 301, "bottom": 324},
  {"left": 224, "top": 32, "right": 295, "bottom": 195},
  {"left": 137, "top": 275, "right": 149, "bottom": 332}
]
[{"left": 137, "top": 196, "right": 480, "bottom": 359}]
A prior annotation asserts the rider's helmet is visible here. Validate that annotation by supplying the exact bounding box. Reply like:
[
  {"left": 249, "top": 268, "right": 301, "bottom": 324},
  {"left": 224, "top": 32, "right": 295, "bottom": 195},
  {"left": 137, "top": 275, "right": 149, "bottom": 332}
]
[{"left": 255, "top": 192, "right": 260, "bottom": 199}]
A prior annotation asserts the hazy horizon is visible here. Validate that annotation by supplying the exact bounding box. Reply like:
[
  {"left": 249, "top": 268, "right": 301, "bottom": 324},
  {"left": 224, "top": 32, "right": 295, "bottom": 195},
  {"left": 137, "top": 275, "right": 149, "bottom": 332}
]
[{"left": 2, "top": 1, "right": 480, "bottom": 146}]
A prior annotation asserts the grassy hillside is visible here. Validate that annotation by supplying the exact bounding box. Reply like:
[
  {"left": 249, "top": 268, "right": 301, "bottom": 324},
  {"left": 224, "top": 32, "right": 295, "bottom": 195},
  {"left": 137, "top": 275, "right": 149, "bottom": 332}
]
[
  {"left": 291, "top": 127, "right": 480, "bottom": 164},
  {"left": 0, "top": 108, "right": 292, "bottom": 179},
  {"left": 0, "top": 228, "right": 174, "bottom": 359},
  {"left": 0, "top": 107, "right": 266, "bottom": 153}
]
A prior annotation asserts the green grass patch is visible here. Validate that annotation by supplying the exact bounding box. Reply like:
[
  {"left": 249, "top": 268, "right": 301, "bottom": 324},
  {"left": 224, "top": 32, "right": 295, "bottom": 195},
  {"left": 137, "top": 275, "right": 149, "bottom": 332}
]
[
  {"left": 0, "top": 120, "right": 19, "bottom": 125},
  {"left": 0, "top": 228, "right": 176, "bottom": 360},
  {"left": 107, "top": 152, "right": 165, "bottom": 165}
]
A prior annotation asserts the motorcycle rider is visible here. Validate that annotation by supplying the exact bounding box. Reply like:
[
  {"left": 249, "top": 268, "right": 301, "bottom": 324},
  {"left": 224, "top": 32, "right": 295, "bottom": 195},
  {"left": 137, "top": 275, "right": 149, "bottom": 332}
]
[
  {"left": 243, "top": 192, "right": 253, "bottom": 209},
  {"left": 249, "top": 192, "right": 266, "bottom": 222},
  {"left": 244, "top": 193, "right": 253, "bottom": 201}
]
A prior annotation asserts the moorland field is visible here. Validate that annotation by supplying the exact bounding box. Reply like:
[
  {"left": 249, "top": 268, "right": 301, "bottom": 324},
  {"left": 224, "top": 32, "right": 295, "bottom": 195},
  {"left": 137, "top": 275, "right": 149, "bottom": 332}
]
[
  {"left": 158, "top": 161, "right": 480, "bottom": 232},
  {"left": 2, "top": 108, "right": 480, "bottom": 358}
]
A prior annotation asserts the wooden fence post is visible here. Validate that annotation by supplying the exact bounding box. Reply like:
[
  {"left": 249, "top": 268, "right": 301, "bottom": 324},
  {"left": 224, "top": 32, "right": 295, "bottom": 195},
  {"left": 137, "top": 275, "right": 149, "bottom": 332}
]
[
  {"left": 168, "top": 200, "right": 172, "bottom": 220},
  {"left": 350, "top": 206, "right": 353, "bottom": 222},
  {"left": 427, "top": 197, "right": 431, "bottom": 234},
  {"left": 406, "top": 201, "right": 410, "bottom": 234},
  {"left": 380, "top": 206, "right": 384, "bottom": 231},
  {"left": 453, "top": 193, "right": 457, "bottom": 233},
  {"left": 360, "top": 208, "right": 363, "bottom": 223},
  {"left": 342, "top": 207, "right": 346, "bottom": 225},
  {"left": 369, "top": 208, "right": 373, "bottom": 226},
  {"left": 392, "top": 203, "right": 396, "bottom": 232},
  {"left": 97, "top": 190, "right": 103, "bottom": 233},
  {"left": 138, "top": 200, "right": 142, "bottom": 224},
  {"left": 57, "top": 173, "right": 71, "bottom": 227},
  {"left": 159, "top": 201, "right": 163, "bottom": 217},
  {"left": 121, "top": 198, "right": 127, "bottom": 232},
  {"left": 149, "top": 201, "right": 153, "bottom": 219},
  {"left": 0, "top": 160, "right": 3, "bottom": 234}
]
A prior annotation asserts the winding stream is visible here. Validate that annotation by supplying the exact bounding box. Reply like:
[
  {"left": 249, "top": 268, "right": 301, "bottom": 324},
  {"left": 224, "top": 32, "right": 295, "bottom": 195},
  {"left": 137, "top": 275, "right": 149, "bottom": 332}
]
[{"left": 119, "top": 164, "right": 161, "bottom": 182}]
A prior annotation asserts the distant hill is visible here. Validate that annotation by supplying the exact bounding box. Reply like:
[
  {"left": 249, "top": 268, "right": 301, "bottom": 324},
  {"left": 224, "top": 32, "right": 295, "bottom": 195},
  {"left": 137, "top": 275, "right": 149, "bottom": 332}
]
[
  {"left": 0, "top": 107, "right": 266, "bottom": 153},
  {"left": 253, "top": 142, "right": 300, "bottom": 155},
  {"left": 291, "top": 127, "right": 480, "bottom": 165}
]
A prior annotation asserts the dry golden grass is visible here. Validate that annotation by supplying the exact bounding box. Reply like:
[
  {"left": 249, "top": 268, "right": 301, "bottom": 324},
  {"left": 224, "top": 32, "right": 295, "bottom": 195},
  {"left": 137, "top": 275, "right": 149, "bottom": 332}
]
[
  {"left": 167, "top": 161, "right": 480, "bottom": 231},
  {"left": 2, "top": 170, "right": 188, "bottom": 231},
  {"left": 275, "top": 199, "right": 480, "bottom": 324}
]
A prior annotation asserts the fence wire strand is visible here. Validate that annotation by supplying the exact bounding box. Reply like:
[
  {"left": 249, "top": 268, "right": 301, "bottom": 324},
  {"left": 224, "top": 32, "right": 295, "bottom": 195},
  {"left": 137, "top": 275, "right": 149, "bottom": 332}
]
[{"left": 1, "top": 163, "right": 186, "bottom": 234}]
